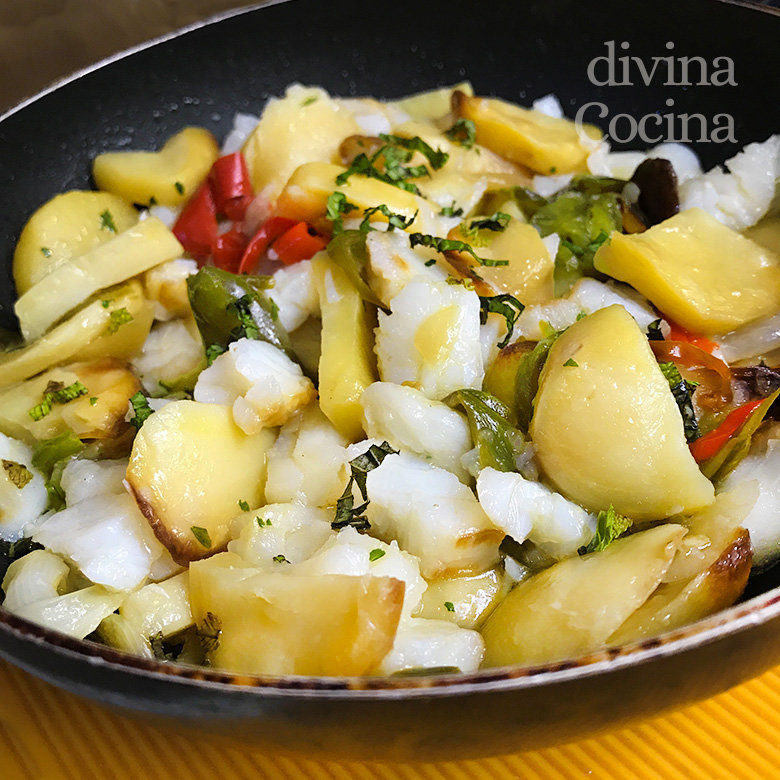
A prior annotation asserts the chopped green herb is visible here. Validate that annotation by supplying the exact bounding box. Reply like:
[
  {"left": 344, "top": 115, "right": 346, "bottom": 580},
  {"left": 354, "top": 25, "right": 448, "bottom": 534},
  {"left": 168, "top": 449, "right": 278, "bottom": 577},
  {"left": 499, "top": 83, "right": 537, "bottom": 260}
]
[
  {"left": 440, "top": 205, "right": 464, "bottom": 218},
  {"left": 326, "top": 191, "right": 359, "bottom": 235},
  {"left": 647, "top": 318, "right": 664, "bottom": 341},
  {"left": 359, "top": 204, "right": 417, "bottom": 233},
  {"left": 576, "top": 311, "right": 588, "bottom": 321},
  {"left": 333, "top": 441, "right": 398, "bottom": 531},
  {"left": 369, "top": 548, "right": 386, "bottom": 562},
  {"left": 444, "top": 601, "right": 455, "bottom": 612},
  {"left": 301, "top": 95, "right": 318, "bottom": 107},
  {"left": 463, "top": 211, "right": 512, "bottom": 238},
  {"left": 174, "top": 181, "right": 185, "bottom": 195},
  {"left": 256, "top": 516, "right": 272, "bottom": 528},
  {"left": 128, "top": 392, "right": 153, "bottom": 430},
  {"left": 238, "top": 499, "right": 250, "bottom": 512},
  {"left": 268, "top": 299, "right": 279, "bottom": 322},
  {"left": 41, "top": 246, "right": 52, "bottom": 257},
  {"left": 107, "top": 307, "right": 133, "bottom": 334},
  {"left": 89, "top": 397, "right": 98, "bottom": 406},
  {"left": 479, "top": 293, "right": 525, "bottom": 349},
  {"left": 149, "top": 196, "right": 158, "bottom": 207},
  {"left": 424, "top": 258, "right": 437, "bottom": 267},
  {"left": 272, "top": 554, "right": 290, "bottom": 564},
  {"left": 2, "top": 460, "right": 33, "bottom": 489},
  {"left": 28, "top": 380, "right": 89, "bottom": 420},
  {"left": 564, "top": 358, "right": 579, "bottom": 367},
  {"left": 205, "top": 343, "right": 227, "bottom": 365},
  {"left": 191, "top": 526, "right": 212, "bottom": 548},
  {"left": 99, "top": 209, "right": 117, "bottom": 233},
  {"left": 445, "top": 118, "right": 477, "bottom": 149},
  {"left": 550, "top": 167, "right": 557, "bottom": 174},
  {"left": 447, "top": 276, "right": 475, "bottom": 290},
  {"left": 101, "top": 299, "right": 113, "bottom": 308},
  {"left": 579, "top": 505, "right": 633, "bottom": 554},
  {"left": 197, "top": 612, "right": 222, "bottom": 656},
  {"left": 31, "top": 430, "right": 84, "bottom": 511},
  {"left": 226, "top": 295, "right": 261, "bottom": 341},
  {"left": 408, "top": 232, "right": 508, "bottom": 267},
  {"left": 378, "top": 133, "right": 449, "bottom": 171},
  {"left": 659, "top": 362, "right": 700, "bottom": 442}
]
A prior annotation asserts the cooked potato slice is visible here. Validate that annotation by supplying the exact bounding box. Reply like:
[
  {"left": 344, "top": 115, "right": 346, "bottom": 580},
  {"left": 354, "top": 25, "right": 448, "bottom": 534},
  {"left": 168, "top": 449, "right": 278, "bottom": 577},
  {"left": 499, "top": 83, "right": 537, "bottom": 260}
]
[
  {"left": 126, "top": 401, "right": 275, "bottom": 565},
  {"left": 608, "top": 528, "right": 752, "bottom": 646},
  {"left": 531, "top": 305, "right": 715, "bottom": 520},
  {"left": 189, "top": 552, "right": 404, "bottom": 676},
  {"left": 481, "top": 523, "right": 686, "bottom": 667},
  {"left": 0, "top": 358, "right": 141, "bottom": 445},
  {"left": 13, "top": 191, "right": 138, "bottom": 295},
  {"left": 312, "top": 254, "right": 377, "bottom": 441},
  {"left": 388, "top": 82, "right": 474, "bottom": 122},
  {"left": 276, "top": 162, "right": 434, "bottom": 230},
  {"left": 446, "top": 219, "right": 555, "bottom": 303},
  {"left": 594, "top": 209, "right": 780, "bottom": 336},
  {"left": 15, "top": 217, "right": 182, "bottom": 342},
  {"left": 419, "top": 567, "right": 511, "bottom": 629},
  {"left": 93, "top": 127, "right": 219, "bottom": 207},
  {"left": 453, "top": 91, "right": 601, "bottom": 175},
  {"left": 0, "top": 281, "right": 153, "bottom": 389},
  {"left": 243, "top": 84, "right": 360, "bottom": 201}
]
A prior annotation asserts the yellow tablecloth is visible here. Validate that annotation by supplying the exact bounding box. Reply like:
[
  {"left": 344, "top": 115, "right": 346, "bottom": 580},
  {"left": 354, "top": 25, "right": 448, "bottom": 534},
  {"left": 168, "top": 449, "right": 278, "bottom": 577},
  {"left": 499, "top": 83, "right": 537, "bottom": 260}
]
[{"left": 2, "top": 660, "right": 780, "bottom": 779}]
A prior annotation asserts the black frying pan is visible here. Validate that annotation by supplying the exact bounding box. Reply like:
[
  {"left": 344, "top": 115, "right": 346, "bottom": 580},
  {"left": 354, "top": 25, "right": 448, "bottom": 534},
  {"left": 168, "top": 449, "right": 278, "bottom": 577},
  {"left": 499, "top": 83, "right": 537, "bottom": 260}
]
[{"left": 0, "top": 0, "right": 779, "bottom": 761}]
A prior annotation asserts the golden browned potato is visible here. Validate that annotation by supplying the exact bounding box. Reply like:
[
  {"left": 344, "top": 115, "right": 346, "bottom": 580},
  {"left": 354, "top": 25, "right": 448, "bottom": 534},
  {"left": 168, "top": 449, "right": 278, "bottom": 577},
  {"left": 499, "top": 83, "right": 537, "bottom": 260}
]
[
  {"left": 13, "top": 191, "right": 138, "bottom": 295},
  {"left": 188, "top": 552, "right": 404, "bottom": 676},
  {"left": 0, "top": 358, "right": 141, "bottom": 444},
  {"left": 452, "top": 91, "right": 601, "bottom": 175},
  {"left": 481, "top": 524, "right": 686, "bottom": 667},
  {"left": 93, "top": 127, "right": 219, "bottom": 207},
  {"left": 594, "top": 208, "right": 780, "bottom": 336},
  {"left": 0, "top": 281, "right": 153, "bottom": 389},
  {"left": 531, "top": 305, "right": 715, "bottom": 520},
  {"left": 126, "top": 401, "right": 275, "bottom": 565}
]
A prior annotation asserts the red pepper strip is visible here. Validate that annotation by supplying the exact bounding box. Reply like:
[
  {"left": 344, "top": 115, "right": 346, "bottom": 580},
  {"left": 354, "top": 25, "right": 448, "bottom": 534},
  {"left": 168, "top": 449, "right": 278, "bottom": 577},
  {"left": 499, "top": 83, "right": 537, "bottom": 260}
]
[
  {"left": 212, "top": 226, "right": 250, "bottom": 273},
  {"left": 271, "top": 222, "right": 328, "bottom": 266},
  {"left": 237, "top": 217, "right": 298, "bottom": 274},
  {"left": 663, "top": 317, "right": 718, "bottom": 355},
  {"left": 689, "top": 399, "right": 764, "bottom": 462},
  {"left": 209, "top": 152, "right": 254, "bottom": 221},
  {"left": 173, "top": 182, "right": 218, "bottom": 261}
]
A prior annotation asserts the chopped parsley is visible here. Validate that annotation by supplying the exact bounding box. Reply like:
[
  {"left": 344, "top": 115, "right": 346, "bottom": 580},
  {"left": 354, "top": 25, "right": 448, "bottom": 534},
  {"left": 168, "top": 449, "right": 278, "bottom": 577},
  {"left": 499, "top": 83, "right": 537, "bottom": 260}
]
[
  {"left": 333, "top": 441, "right": 398, "bottom": 531},
  {"left": 563, "top": 358, "right": 579, "bottom": 367},
  {"left": 444, "top": 601, "right": 455, "bottom": 612},
  {"left": 89, "top": 397, "right": 98, "bottom": 406},
  {"left": 256, "top": 516, "right": 272, "bottom": 527},
  {"left": 478, "top": 293, "right": 525, "bottom": 349},
  {"left": 326, "top": 191, "right": 359, "bottom": 235},
  {"left": 335, "top": 134, "right": 448, "bottom": 195},
  {"left": 101, "top": 299, "right": 113, "bottom": 308},
  {"left": 226, "top": 295, "right": 261, "bottom": 341},
  {"left": 174, "top": 181, "right": 185, "bottom": 195},
  {"left": 2, "top": 460, "right": 33, "bottom": 489},
  {"left": 301, "top": 95, "right": 318, "bottom": 107},
  {"left": 369, "top": 548, "right": 386, "bottom": 562},
  {"left": 41, "top": 246, "right": 52, "bottom": 257},
  {"left": 579, "top": 505, "right": 633, "bottom": 554},
  {"left": 191, "top": 526, "right": 212, "bottom": 548},
  {"left": 107, "top": 307, "right": 133, "bottom": 334},
  {"left": 238, "top": 499, "right": 250, "bottom": 512},
  {"left": 440, "top": 205, "right": 464, "bottom": 218},
  {"left": 205, "top": 343, "right": 227, "bottom": 365},
  {"left": 408, "top": 232, "right": 508, "bottom": 267},
  {"left": 659, "top": 362, "right": 700, "bottom": 442},
  {"left": 99, "top": 209, "right": 117, "bottom": 233},
  {"left": 128, "top": 392, "right": 153, "bottom": 430},
  {"left": 424, "top": 258, "right": 437, "bottom": 267},
  {"left": 359, "top": 204, "right": 417, "bottom": 233},
  {"left": 445, "top": 118, "right": 477, "bottom": 149},
  {"left": 197, "top": 612, "right": 222, "bottom": 656},
  {"left": 272, "top": 554, "right": 290, "bottom": 564},
  {"left": 28, "top": 380, "right": 89, "bottom": 421},
  {"left": 462, "top": 211, "right": 512, "bottom": 239},
  {"left": 646, "top": 318, "right": 664, "bottom": 341},
  {"left": 31, "top": 431, "right": 84, "bottom": 511}
]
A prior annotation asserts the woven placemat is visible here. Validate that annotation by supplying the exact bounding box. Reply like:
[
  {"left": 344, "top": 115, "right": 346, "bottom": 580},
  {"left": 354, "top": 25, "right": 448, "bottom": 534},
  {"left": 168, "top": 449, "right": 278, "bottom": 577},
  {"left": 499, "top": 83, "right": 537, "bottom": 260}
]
[{"left": 2, "top": 660, "right": 779, "bottom": 779}]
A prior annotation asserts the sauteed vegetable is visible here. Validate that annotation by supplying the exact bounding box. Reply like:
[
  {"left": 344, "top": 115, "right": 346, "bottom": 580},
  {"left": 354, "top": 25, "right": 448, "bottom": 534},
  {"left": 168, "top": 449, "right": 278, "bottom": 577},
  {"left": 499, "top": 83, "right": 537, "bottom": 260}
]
[{"left": 1, "top": 83, "right": 779, "bottom": 676}]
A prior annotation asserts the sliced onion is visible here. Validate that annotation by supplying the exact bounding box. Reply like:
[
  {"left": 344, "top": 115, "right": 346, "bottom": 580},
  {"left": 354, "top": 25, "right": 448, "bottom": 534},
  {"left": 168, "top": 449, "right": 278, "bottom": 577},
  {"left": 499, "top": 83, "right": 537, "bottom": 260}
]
[{"left": 717, "top": 311, "right": 780, "bottom": 364}]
